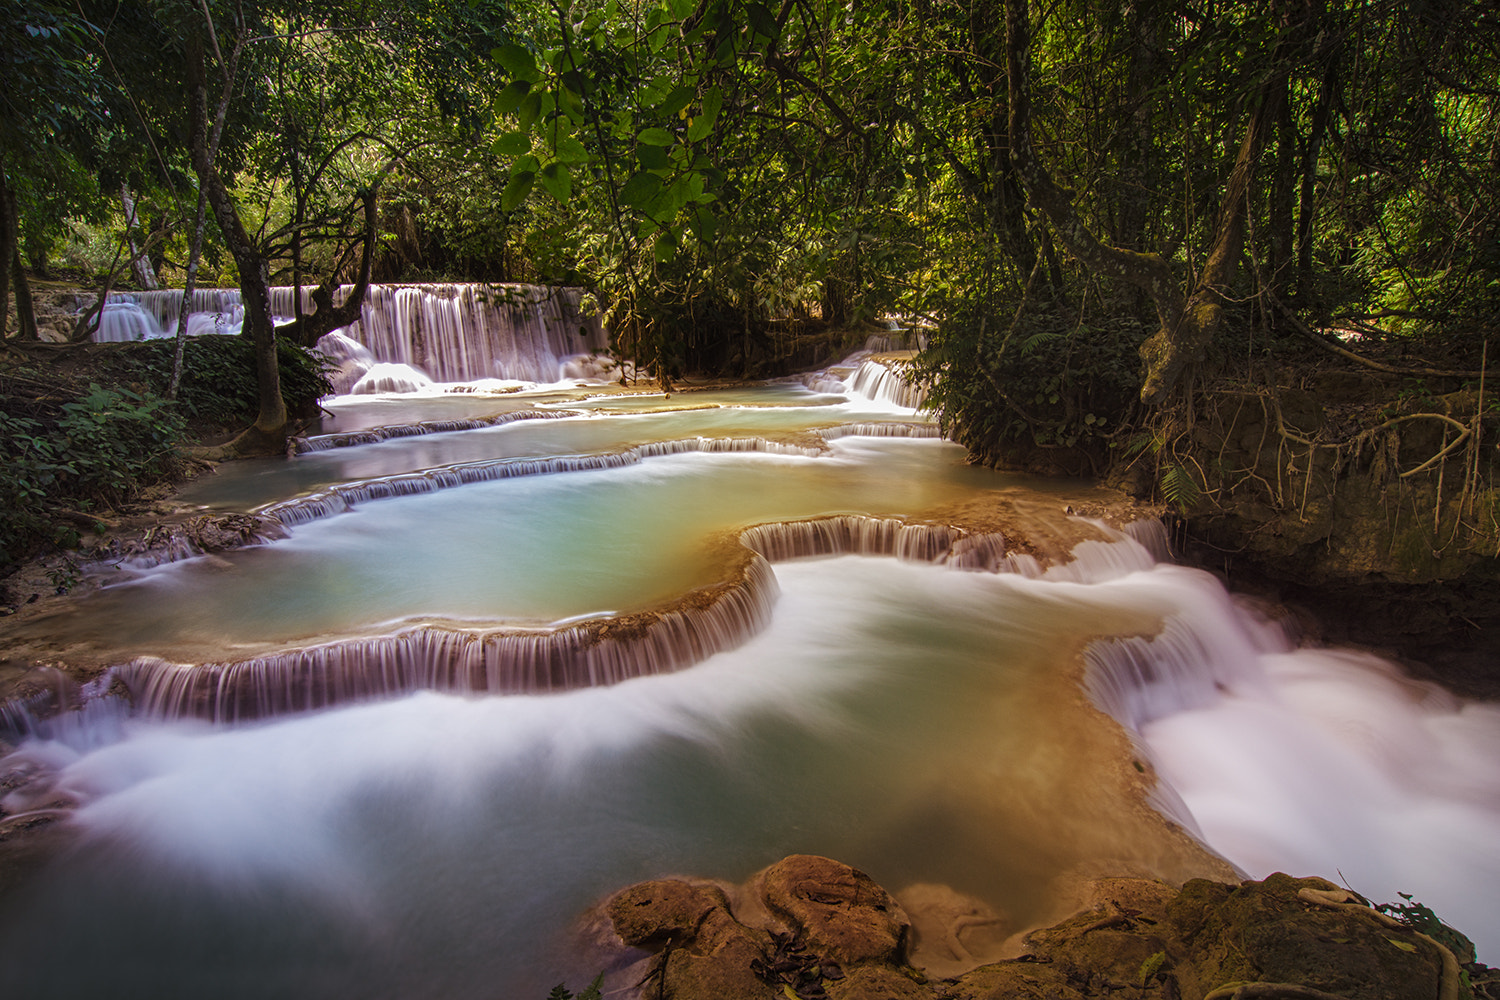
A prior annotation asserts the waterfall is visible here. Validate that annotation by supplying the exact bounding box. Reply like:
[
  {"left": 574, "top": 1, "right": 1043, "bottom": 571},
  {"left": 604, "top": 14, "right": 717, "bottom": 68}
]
[
  {"left": 261, "top": 437, "right": 825, "bottom": 528},
  {"left": 112, "top": 553, "right": 780, "bottom": 722},
  {"left": 291, "top": 408, "right": 581, "bottom": 453},
  {"left": 845, "top": 358, "right": 928, "bottom": 409},
  {"left": 86, "top": 283, "right": 609, "bottom": 387},
  {"left": 740, "top": 515, "right": 1011, "bottom": 570}
]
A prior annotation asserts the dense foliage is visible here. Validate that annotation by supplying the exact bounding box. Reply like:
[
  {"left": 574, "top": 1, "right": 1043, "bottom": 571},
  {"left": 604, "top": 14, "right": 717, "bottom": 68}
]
[
  {"left": 0, "top": 339, "right": 330, "bottom": 568},
  {"left": 2, "top": 0, "right": 1496, "bottom": 527}
]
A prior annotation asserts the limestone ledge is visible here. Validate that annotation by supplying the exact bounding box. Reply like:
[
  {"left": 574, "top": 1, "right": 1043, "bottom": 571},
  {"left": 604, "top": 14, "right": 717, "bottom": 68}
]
[{"left": 578, "top": 854, "right": 1488, "bottom": 1000}]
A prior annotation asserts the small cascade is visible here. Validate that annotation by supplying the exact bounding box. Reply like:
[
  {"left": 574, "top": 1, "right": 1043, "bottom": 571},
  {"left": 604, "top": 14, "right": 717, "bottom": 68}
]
[
  {"left": 818, "top": 422, "right": 943, "bottom": 440},
  {"left": 349, "top": 362, "right": 434, "bottom": 395},
  {"left": 86, "top": 514, "right": 289, "bottom": 572},
  {"left": 112, "top": 554, "right": 780, "bottom": 722},
  {"left": 92, "top": 295, "right": 164, "bottom": 342},
  {"left": 261, "top": 437, "right": 824, "bottom": 527},
  {"left": 740, "top": 515, "right": 1010, "bottom": 570},
  {"left": 846, "top": 358, "right": 928, "bottom": 409},
  {"left": 133, "top": 288, "right": 246, "bottom": 338},
  {"left": 291, "top": 408, "right": 580, "bottom": 454},
  {"left": 316, "top": 331, "right": 376, "bottom": 394}
]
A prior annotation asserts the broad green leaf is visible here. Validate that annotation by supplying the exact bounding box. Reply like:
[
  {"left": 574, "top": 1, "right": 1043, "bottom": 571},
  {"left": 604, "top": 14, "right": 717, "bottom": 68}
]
[
  {"left": 746, "top": 2, "right": 778, "bottom": 39},
  {"left": 700, "top": 86, "right": 722, "bottom": 125},
  {"left": 670, "top": 0, "right": 694, "bottom": 19},
  {"left": 641, "top": 75, "right": 673, "bottom": 106},
  {"left": 500, "top": 171, "right": 534, "bottom": 212},
  {"left": 495, "top": 79, "right": 531, "bottom": 115},
  {"left": 638, "top": 127, "right": 675, "bottom": 146},
  {"left": 553, "top": 131, "right": 589, "bottom": 163},
  {"left": 538, "top": 162, "right": 572, "bottom": 202},
  {"left": 687, "top": 114, "right": 712, "bottom": 142},
  {"left": 513, "top": 154, "right": 540, "bottom": 176},
  {"left": 517, "top": 90, "right": 542, "bottom": 132},
  {"left": 492, "top": 43, "right": 537, "bottom": 81},
  {"left": 620, "top": 171, "right": 662, "bottom": 208},
  {"left": 492, "top": 130, "right": 531, "bottom": 157},
  {"left": 637, "top": 143, "right": 669, "bottom": 171},
  {"left": 688, "top": 205, "right": 719, "bottom": 241},
  {"left": 657, "top": 85, "right": 694, "bottom": 118},
  {"left": 654, "top": 228, "right": 678, "bottom": 262},
  {"left": 557, "top": 86, "right": 585, "bottom": 121}
]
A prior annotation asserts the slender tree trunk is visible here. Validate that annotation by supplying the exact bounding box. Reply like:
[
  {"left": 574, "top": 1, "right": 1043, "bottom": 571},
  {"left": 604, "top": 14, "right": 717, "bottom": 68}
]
[
  {"left": 1296, "top": 62, "right": 1338, "bottom": 303},
  {"left": 120, "top": 183, "right": 160, "bottom": 290},
  {"left": 0, "top": 157, "right": 16, "bottom": 340},
  {"left": 187, "top": 32, "right": 287, "bottom": 450},
  {"left": 169, "top": 186, "right": 210, "bottom": 399}
]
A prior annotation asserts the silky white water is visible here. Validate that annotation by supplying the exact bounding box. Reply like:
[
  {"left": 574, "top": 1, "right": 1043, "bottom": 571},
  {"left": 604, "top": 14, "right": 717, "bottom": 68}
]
[{"left": 1, "top": 347, "right": 1497, "bottom": 997}]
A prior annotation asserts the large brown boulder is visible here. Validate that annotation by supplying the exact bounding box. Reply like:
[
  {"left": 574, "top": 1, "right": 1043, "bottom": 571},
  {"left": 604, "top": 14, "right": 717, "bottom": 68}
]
[{"left": 755, "top": 854, "right": 912, "bottom": 967}]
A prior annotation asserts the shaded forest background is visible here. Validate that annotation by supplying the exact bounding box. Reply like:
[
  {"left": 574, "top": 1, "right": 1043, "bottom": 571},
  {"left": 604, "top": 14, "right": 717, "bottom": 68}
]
[{"left": 2, "top": 0, "right": 1497, "bottom": 644}]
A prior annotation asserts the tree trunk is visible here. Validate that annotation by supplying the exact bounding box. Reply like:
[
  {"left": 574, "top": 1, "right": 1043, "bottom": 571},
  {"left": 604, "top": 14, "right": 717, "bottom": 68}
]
[
  {"left": 1004, "top": 0, "right": 1285, "bottom": 404},
  {"left": 278, "top": 186, "right": 381, "bottom": 348},
  {"left": 12, "top": 251, "right": 37, "bottom": 340},
  {"left": 0, "top": 156, "right": 16, "bottom": 340},
  {"left": 187, "top": 32, "right": 287, "bottom": 452},
  {"left": 170, "top": 186, "right": 210, "bottom": 399},
  {"left": 120, "top": 183, "right": 160, "bottom": 290}
]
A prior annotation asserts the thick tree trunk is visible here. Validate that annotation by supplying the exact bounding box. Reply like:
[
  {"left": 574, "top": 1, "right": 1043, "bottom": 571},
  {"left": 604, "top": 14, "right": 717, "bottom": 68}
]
[
  {"left": 187, "top": 33, "right": 286, "bottom": 451},
  {"left": 12, "top": 252, "right": 37, "bottom": 340}
]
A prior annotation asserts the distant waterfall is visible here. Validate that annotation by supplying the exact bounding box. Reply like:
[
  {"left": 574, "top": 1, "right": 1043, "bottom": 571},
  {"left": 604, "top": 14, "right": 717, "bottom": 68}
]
[{"left": 89, "top": 283, "right": 610, "bottom": 387}]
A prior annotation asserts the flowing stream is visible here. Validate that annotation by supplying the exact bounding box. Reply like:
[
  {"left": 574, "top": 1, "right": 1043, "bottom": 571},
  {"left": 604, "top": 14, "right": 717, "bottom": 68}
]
[{"left": 1, "top": 293, "right": 1496, "bottom": 997}]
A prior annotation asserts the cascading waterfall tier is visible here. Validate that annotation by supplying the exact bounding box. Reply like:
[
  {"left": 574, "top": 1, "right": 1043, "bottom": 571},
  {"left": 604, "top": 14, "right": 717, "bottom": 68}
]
[
  {"left": 60, "top": 514, "right": 1031, "bottom": 725},
  {"left": 260, "top": 436, "right": 828, "bottom": 527},
  {"left": 290, "top": 408, "right": 582, "bottom": 454},
  {"left": 846, "top": 357, "right": 928, "bottom": 409},
  {"left": 66, "top": 423, "right": 947, "bottom": 578},
  {"left": 88, "top": 283, "right": 610, "bottom": 386},
  {"left": 112, "top": 553, "right": 781, "bottom": 723}
]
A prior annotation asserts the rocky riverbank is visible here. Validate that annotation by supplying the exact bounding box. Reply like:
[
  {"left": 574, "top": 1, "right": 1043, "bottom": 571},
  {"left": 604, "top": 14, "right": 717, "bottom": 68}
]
[{"left": 578, "top": 854, "right": 1490, "bottom": 1000}]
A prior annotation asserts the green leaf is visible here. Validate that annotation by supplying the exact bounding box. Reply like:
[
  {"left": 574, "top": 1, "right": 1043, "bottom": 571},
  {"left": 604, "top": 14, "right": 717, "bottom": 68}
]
[
  {"left": 538, "top": 162, "right": 572, "bottom": 202},
  {"left": 657, "top": 85, "right": 694, "bottom": 118},
  {"left": 620, "top": 171, "right": 662, "bottom": 208},
  {"left": 553, "top": 131, "right": 589, "bottom": 163},
  {"left": 746, "top": 2, "right": 779, "bottom": 39},
  {"left": 637, "top": 127, "right": 675, "bottom": 146},
  {"left": 688, "top": 204, "right": 719, "bottom": 241},
  {"left": 495, "top": 79, "right": 532, "bottom": 115},
  {"left": 492, "top": 130, "right": 531, "bottom": 157},
  {"left": 637, "top": 143, "right": 669, "bottom": 171},
  {"left": 653, "top": 227, "right": 679, "bottom": 262},
  {"left": 517, "top": 91, "right": 542, "bottom": 131},
  {"left": 492, "top": 43, "right": 538, "bottom": 81},
  {"left": 641, "top": 75, "right": 673, "bottom": 106},
  {"left": 500, "top": 171, "right": 535, "bottom": 212},
  {"left": 700, "top": 86, "right": 722, "bottom": 126}
]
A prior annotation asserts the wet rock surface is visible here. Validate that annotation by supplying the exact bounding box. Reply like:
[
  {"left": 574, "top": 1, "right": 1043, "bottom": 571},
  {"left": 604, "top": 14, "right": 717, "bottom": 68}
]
[{"left": 590, "top": 860, "right": 1487, "bottom": 1000}]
